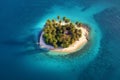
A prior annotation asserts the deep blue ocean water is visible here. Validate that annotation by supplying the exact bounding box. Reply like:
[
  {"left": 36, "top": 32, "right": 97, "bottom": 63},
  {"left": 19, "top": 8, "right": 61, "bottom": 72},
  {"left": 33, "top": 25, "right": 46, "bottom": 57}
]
[{"left": 0, "top": 0, "right": 120, "bottom": 80}]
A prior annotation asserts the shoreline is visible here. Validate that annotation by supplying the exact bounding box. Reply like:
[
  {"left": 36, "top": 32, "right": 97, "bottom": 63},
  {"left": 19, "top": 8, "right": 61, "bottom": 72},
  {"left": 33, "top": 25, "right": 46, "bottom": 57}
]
[{"left": 39, "top": 24, "right": 89, "bottom": 54}]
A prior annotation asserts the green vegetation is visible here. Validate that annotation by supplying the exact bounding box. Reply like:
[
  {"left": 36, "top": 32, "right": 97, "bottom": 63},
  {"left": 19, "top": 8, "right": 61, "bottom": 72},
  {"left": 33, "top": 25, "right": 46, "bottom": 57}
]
[{"left": 42, "top": 16, "right": 82, "bottom": 48}]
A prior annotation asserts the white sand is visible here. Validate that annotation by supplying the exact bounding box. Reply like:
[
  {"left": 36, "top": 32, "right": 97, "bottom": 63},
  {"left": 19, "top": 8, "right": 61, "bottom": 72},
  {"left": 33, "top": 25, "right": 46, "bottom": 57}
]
[{"left": 39, "top": 22, "right": 89, "bottom": 53}]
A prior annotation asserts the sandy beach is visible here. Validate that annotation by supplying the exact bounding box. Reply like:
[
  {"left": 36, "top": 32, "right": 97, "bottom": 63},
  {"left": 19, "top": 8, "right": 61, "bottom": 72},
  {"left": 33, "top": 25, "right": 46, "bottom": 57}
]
[{"left": 39, "top": 24, "right": 89, "bottom": 53}]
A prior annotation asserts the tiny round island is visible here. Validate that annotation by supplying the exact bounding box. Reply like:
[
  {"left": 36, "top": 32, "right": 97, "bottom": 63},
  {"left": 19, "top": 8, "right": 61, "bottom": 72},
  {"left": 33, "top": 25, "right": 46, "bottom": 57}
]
[{"left": 39, "top": 16, "right": 89, "bottom": 55}]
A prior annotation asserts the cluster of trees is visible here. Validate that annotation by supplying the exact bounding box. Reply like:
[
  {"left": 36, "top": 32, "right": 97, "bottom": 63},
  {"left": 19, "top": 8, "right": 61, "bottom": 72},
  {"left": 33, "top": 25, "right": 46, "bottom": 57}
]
[{"left": 43, "top": 16, "right": 82, "bottom": 48}]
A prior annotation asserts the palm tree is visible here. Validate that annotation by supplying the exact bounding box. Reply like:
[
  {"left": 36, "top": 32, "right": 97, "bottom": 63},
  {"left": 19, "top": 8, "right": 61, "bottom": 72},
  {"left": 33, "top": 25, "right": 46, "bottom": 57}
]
[
  {"left": 65, "top": 19, "right": 70, "bottom": 23},
  {"left": 52, "top": 19, "right": 55, "bottom": 24},
  {"left": 57, "top": 16, "right": 60, "bottom": 20},
  {"left": 43, "top": 16, "right": 86, "bottom": 48},
  {"left": 47, "top": 19, "right": 51, "bottom": 23},
  {"left": 75, "top": 21, "right": 79, "bottom": 25},
  {"left": 63, "top": 17, "right": 66, "bottom": 21},
  {"left": 59, "top": 20, "right": 62, "bottom": 24},
  {"left": 78, "top": 23, "right": 82, "bottom": 27}
]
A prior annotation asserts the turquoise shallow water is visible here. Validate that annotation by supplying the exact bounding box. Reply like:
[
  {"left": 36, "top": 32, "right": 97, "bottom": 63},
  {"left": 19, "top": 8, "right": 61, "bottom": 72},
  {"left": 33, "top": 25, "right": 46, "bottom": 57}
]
[
  {"left": 0, "top": 0, "right": 120, "bottom": 80},
  {"left": 22, "top": 0, "right": 110, "bottom": 72}
]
